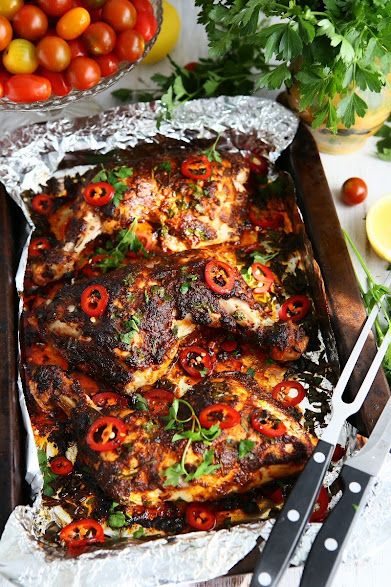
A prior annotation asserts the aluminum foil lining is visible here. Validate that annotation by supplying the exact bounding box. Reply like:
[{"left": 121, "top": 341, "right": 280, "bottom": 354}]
[{"left": 0, "top": 96, "right": 385, "bottom": 587}]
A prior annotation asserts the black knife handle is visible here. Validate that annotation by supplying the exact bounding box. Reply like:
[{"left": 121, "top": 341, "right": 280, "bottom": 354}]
[
  {"left": 299, "top": 464, "right": 373, "bottom": 587},
  {"left": 250, "top": 439, "right": 335, "bottom": 587}
]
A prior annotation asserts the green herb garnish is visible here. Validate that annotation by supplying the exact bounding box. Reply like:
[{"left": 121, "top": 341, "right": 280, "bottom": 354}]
[
  {"left": 134, "top": 393, "right": 149, "bottom": 412},
  {"left": 246, "top": 367, "right": 255, "bottom": 378},
  {"left": 203, "top": 134, "right": 222, "bottom": 163},
  {"left": 108, "top": 511, "right": 127, "bottom": 529},
  {"left": 238, "top": 439, "right": 255, "bottom": 459},
  {"left": 97, "top": 219, "right": 148, "bottom": 272},
  {"left": 132, "top": 526, "right": 145, "bottom": 539},
  {"left": 38, "top": 448, "right": 58, "bottom": 497}
]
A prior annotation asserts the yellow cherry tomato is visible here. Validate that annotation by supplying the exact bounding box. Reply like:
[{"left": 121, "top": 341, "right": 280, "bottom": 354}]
[
  {"left": 3, "top": 38, "right": 38, "bottom": 74},
  {"left": 56, "top": 7, "right": 90, "bottom": 41},
  {"left": 0, "top": 0, "right": 23, "bottom": 19},
  {"left": 143, "top": 0, "right": 180, "bottom": 65}
]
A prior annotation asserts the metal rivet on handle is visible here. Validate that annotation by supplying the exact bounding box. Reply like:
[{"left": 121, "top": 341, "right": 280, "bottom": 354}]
[
  {"left": 287, "top": 509, "right": 300, "bottom": 522},
  {"left": 324, "top": 538, "right": 338, "bottom": 551},
  {"left": 258, "top": 572, "right": 272, "bottom": 586},
  {"left": 349, "top": 482, "right": 362, "bottom": 494},
  {"left": 313, "top": 452, "right": 326, "bottom": 463}
]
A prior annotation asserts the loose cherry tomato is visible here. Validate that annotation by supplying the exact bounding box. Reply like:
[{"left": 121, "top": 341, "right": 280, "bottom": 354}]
[
  {"left": 332, "top": 443, "right": 346, "bottom": 462},
  {"left": 185, "top": 503, "right": 216, "bottom": 531},
  {"left": 95, "top": 52, "right": 119, "bottom": 76},
  {"left": 272, "top": 380, "right": 306, "bottom": 407},
  {"left": 251, "top": 263, "right": 276, "bottom": 293},
  {"left": 50, "top": 456, "right": 73, "bottom": 475},
  {"left": 279, "top": 295, "right": 311, "bottom": 323},
  {"left": 37, "top": 36, "right": 71, "bottom": 72},
  {"left": 82, "top": 254, "right": 106, "bottom": 277},
  {"left": 88, "top": 6, "right": 103, "bottom": 22},
  {"left": 31, "top": 193, "right": 54, "bottom": 215},
  {"left": 37, "top": 0, "right": 73, "bottom": 17},
  {"left": 83, "top": 181, "right": 114, "bottom": 205},
  {"left": 92, "top": 391, "right": 128, "bottom": 409},
  {"left": 199, "top": 403, "right": 240, "bottom": 430},
  {"left": 181, "top": 155, "right": 211, "bottom": 181},
  {"left": 0, "top": 16, "right": 12, "bottom": 51},
  {"left": 134, "top": 10, "right": 158, "bottom": 42},
  {"left": 3, "top": 39, "right": 38, "bottom": 74},
  {"left": 102, "top": 0, "right": 137, "bottom": 32},
  {"left": 143, "top": 389, "right": 174, "bottom": 415},
  {"left": 310, "top": 486, "right": 329, "bottom": 522},
  {"left": 12, "top": 5, "right": 48, "bottom": 41},
  {"left": 204, "top": 260, "right": 235, "bottom": 295},
  {"left": 5, "top": 73, "right": 51, "bottom": 101},
  {"left": 248, "top": 205, "right": 284, "bottom": 229},
  {"left": 59, "top": 518, "right": 104, "bottom": 548},
  {"left": 221, "top": 339, "right": 238, "bottom": 352},
  {"left": 66, "top": 56, "right": 101, "bottom": 90},
  {"left": 184, "top": 62, "right": 198, "bottom": 71},
  {"left": 179, "top": 345, "right": 213, "bottom": 379},
  {"left": 29, "top": 236, "right": 51, "bottom": 256},
  {"left": 68, "top": 37, "right": 88, "bottom": 58},
  {"left": 249, "top": 151, "right": 268, "bottom": 175},
  {"left": 250, "top": 409, "right": 287, "bottom": 437},
  {"left": 132, "top": 0, "right": 154, "bottom": 14},
  {"left": 341, "top": 177, "right": 368, "bottom": 206},
  {"left": 83, "top": 22, "right": 116, "bottom": 55},
  {"left": 38, "top": 68, "right": 71, "bottom": 96},
  {"left": 115, "top": 29, "right": 145, "bottom": 62},
  {"left": 56, "top": 7, "right": 91, "bottom": 40},
  {"left": 80, "top": 284, "right": 109, "bottom": 317},
  {"left": 86, "top": 415, "right": 127, "bottom": 451},
  {"left": 0, "top": 0, "right": 23, "bottom": 19}
]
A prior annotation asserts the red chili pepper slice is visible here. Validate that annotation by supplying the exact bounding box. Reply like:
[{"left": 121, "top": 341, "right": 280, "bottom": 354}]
[
  {"left": 279, "top": 295, "right": 311, "bottom": 323},
  {"left": 80, "top": 284, "right": 109, "bottom": 318},
  {"left": 31, "top": 193, "right": 54, "bottom": 216},
  {"left": 221, "top": 339, "right": 238, "bottom": 352},
  {"left": 82, "top": 255, "right": 106, "bottom": 278},
  {"left": 199, "top": 403, "right": 241, "bottom": 430},
  {"left": 250, "top": 409, "right": 287, "bottom": 437},
  {"left": 83, "top": 182, "right": 115, "bottom": 207},
  {"left": 272, "top": 380, "right": 306, "bottom": 407},
  {"left": 50, "top": 456, "right": 73, "bottom": 476},
  {"left": 249, "top": 205, "right": 284, "bottom": 229},
  {"left": 185, "top": 503, "right": 216, "bottom": 531},
  {"left": 59, "top": 519, "right": 105, "bottom": 548},
  {"left": 29, "top": 237, "right": 51, "bottom": 257},
  {"left": 249, "top": 152, "right": 268, "bottom": 176},
  {"left": 179, "top": 346, "right": 213, "bottom": 379},
  {"left": 332, "top": 443, "right": 346, "bottom": 463},
  {"left": 181, "top": 155, "right": 212, "bottom": 181},
  {"left": 92, "top": 392, "right": 128, "bottom": 409},
  {"left": 143, "top": 389, "right": 175, "bottom": 415},
  {"left": 251, "top": 263, "right": 276, "bottom": 293},
  {"left": 310, "top": 486, "right": 329, "bottom": 522},
  {"left": 204, "top": 260, "right": 235, "bottom": 295},
  {"left": 86, "top": 416, "right": 127, "bottom": 452}
]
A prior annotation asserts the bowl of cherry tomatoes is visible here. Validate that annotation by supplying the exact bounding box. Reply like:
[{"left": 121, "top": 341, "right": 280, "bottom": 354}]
[{"left": 0, "top": 0, "right": 162, "bottom": 110}]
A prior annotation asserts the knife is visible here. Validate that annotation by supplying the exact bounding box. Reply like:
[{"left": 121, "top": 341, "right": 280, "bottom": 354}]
[{"left": 299, "top": 391, "right": 391, "bottom": 587}]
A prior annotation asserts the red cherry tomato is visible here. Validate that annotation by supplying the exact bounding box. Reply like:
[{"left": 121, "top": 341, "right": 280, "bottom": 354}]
[
  {"left": 221, "top": 339, "right": 238, "bottom": 352},
  {"left": 310, "top": 486, "right": 329, "bottom": 523},
  {"left": 204, "top": 260, "right": 235, "bottom": 295},
  {"left": 66, "top": 56, "right": 101, "bottom": 90},
  {"left": 29, "top": 236, "right": 51, "bottom": 257},
  {"left": 179, "top": 345, "right": 213, "bottom": 379},
  {"left": 272, "top": 380, "right": 306, "bottom": 407},
  {"left": 59, "top": 519, "right": 104, "bottom": 548},
  {"left": 115, "top": 29, "right": 145, "bottom": 62},
  {"left": 0, "top": 16, "right": 12, "bottom": 51},
  {"left": 83, "top": 22, "right": 116, "bottom": 55},
  {"left": 80, "top": 284, "right": 109, "bottom": 317},
  {"left": 50, "top": 456, "right": 73, "bottom": 475},
  {"left": 102, "top": 0, "right": 137, "bottom": 32},
  {"left": 132, "top": 0, "right": 154, "bottom": 14},
  {"left": 88, "top": 7, "right": 104, "bottom": 22},
  {"left": 12, "top": 5, "right": 48, "bottom": 41},
  {"left": 68, "top": 38, "right": 88, "bottom": 58},
  {"left": 38, "top": 68, "right": 71, "bottom": 96},
  {"left": 143, "top": 389, "right": 174, "bottom": 415},
  {"left": 249, "top": 205, "right": 284, "bottom": 229},
  {"left": 251, "top": 263, "right": 276, "bottom": 293},
  {"left": 95, "top": 52, "right": 119, "bottom": 76},
  {"left": 341, "top": 177, "right": 368, "bottom": 206},
  {"left": 86, "top": 415, "right": 127, "bottom": 451},
  {"left": 37, "top": 0, "right": 73, "bottom": 18},
  {"left": 199, "top": 403, "right": 241, "bottom": 430},
  {"left": 92, "top": 391, "right": 128, "bottom": 409},
  {"left": 82, "top": 254, "right": 106, "bottom": 277},
  {"left": 31, "top": 193, "right": 54, "bottom": 215},
  {"left": 5, "top": 74, "right": 52, "bottom": 102},
  {"left": 185, "top": 503, "right": 216, "bottom": 531},
  {"left": 83, "top": 181, "right": 114, "bottom": 206},
  {"left": 37, "top": 36, "right": 71, "bottom": 72},
  {"left": 279, "top": 295, "right": 311, "bottom": 323},
  {"left": 250, "top": 409, "right": 287, "bottom": 437},
  {"left": 134, "top": 10, "right": 158, "bottom": 42},
  {"left": 181, "top": 155, "right": 211, "bottom": 181},
  {"left": 56, "top": 7, "right": 91, "bottom": 40},
  {"left": 249, "top": 151, "right": 268, "bottom": 175}
]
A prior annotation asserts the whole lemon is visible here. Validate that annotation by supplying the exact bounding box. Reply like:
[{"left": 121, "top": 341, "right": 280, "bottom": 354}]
[{"left": 143, "top": 0, "right": 180, "bottom": 65}]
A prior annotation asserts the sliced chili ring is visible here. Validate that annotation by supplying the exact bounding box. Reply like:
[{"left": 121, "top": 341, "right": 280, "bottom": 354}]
[
  {"left": 249, "top": 205, "right": 284, "bottom": 229},
  {"left": 221, "top": 339, "right": 238, "bottom": 352},
  {"left": 310, "top": 486, "right": 329, "bottom": 522},
  {"left": 82, "top": 255, "right": 106, "bottom": 278},
  {"left": 80, "top": 284, "right": 109, "bottom": 318},
  {"left": 86, "top": 416, "right": 127, "bottom": 452},
  {"left": 279, "top": 295, "right": 311, "bottom": 323},
  {"left": 199, "top": 403, "right": 240, "bottom": 430},
  {"left": 181, "top": 155, "right": 212, "bottom": 181},
  {"left": 272, "top": 381, "right": 306, "bottom": 407},
  {"left": 144, "top": 389, "right": 175, "bottom": 415},
  {"left": 250, "top": 409, "right": 287, "bottom": 437},
  {"left": 83, "top": 182, "right": 115, "bottom": 207},
  {"left": 29, "top": 237, "right": 51, "bottom": 257},
  {"left": 31, "top": 193, "right": 54, "bottom": 216},
  {"left": 249, "top": 152, "right": 268, "bottom": 176},
  {"left": 179, "top": 346, "right": 213, "bottom": 379},
  {"left": 204, "top": 260, "right": 235, "bottom": 295},
  {"left": 251, "top": 263, "right": 276, "bottom": 293},
  {"left": 50, "top": 456, "right": 73, "bottom": 476},
  {"left": 59, "top": 518, "right": 104, "bottom": 548},
  {"left": 92, "top": 392, "right": 128, "bottom": 409},
  {"left": 185, "top": 503, "right": 216, "bottom": 531}
]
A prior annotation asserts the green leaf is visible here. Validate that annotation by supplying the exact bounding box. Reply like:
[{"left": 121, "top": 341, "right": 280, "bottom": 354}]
[
  {"left": 279, "top": 26, "right": 303, "bottom": 61},
  {"left": 246, "top": 367, "right": 255, "bottom": 378},
  {"left": 337, "top": 92, "right": 368, "bottom": 128},
  {"left": 238, "top": 439, "right": 255, "bottom": 459},
  {"left": 163, "top": 463, "right": 185, "bottom": 487},
  {"left": 134, "top": 394, "right": 149, "bottom": 412},
  {"left": 132, "top": 526, "right": 145, "bottom": 539},
  {"left": 256, "top": 64, "right": 291, "bottom": 90},
  {"left": 108, "top": 512, "right": 127, "bottom": 528},
  {"left": 190, "top": 449, "right": 220, "bottom": 480}
]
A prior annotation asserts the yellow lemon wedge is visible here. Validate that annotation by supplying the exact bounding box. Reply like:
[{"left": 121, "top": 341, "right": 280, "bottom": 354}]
[
  {"left": 366, "top": 194, "right": 391, "bottom": 262},
  {"left": 143, "top": 1, "right": 180, "bottom": 65}
]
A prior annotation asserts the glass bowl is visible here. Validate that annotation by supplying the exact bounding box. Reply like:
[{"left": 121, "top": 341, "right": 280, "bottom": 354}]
[{"left": 0, "top": 0, "right": 162, "bottom": 112}]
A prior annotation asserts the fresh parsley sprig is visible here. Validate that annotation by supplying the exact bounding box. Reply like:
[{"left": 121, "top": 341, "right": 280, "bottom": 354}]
[
  {"left": 38, "top": 448, "right": 58, "bottom": 497},
  {"left": 96, "top": 219, "right": 148, "bottom": 273},
  {"left": 203, "top": 134, "right": 223, "bottom": 163}
]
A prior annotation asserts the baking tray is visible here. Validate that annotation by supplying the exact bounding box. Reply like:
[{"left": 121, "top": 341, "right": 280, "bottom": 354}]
[{"left": 0, "top": 124, "right": 389, "bottom": 578}]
